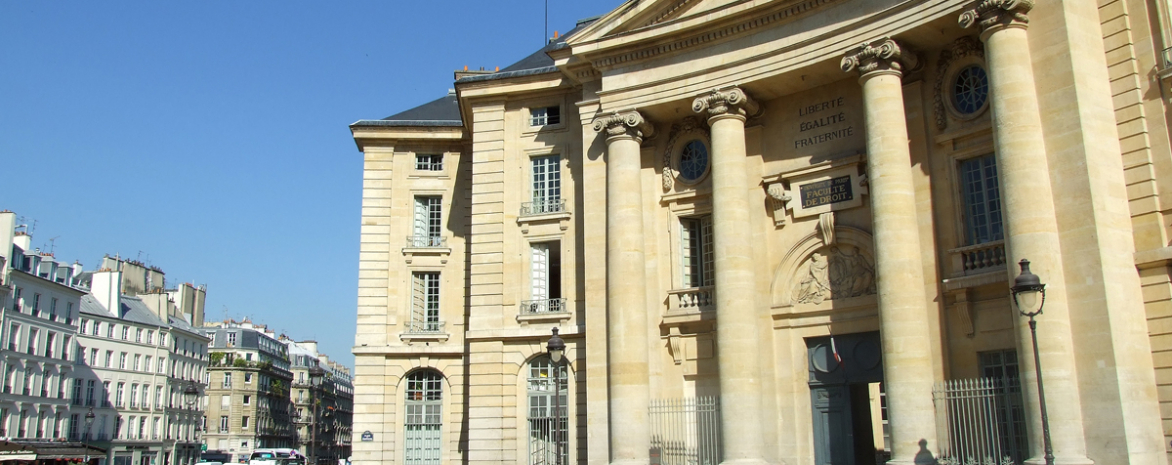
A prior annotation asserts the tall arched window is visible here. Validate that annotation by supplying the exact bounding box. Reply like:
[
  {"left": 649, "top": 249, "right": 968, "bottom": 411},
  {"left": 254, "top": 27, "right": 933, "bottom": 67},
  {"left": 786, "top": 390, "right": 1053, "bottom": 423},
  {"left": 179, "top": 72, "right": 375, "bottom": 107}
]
[
  {"left": 404, "top": 370, "right": 442, "bottom": 465},
  {"left": 527, "top": 357, "right": 567, "bottom": 465}
]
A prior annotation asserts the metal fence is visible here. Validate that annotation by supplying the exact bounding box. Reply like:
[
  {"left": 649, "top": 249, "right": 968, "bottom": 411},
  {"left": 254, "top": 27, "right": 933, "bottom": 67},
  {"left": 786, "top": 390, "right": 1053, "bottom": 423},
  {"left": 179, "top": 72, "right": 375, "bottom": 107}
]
[
  {"left": 528, "top": 416, "right": 567, "bottom": 465},
  {"left": 933, "top": 377, "right": 1026, "bottom": 465},
  {"left": 649, "top": 397, "right": 721, "bottom": 465}
]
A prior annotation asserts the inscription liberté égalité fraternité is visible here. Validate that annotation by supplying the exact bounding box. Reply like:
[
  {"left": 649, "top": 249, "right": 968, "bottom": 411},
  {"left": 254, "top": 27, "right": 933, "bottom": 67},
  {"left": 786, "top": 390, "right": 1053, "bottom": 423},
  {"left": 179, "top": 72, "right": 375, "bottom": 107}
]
[
  {"left": 800, "top": 175, "right": 854, "bottom": 208},
  {"left": 794, "top": 97, "right": 854, "bottom": 149}
]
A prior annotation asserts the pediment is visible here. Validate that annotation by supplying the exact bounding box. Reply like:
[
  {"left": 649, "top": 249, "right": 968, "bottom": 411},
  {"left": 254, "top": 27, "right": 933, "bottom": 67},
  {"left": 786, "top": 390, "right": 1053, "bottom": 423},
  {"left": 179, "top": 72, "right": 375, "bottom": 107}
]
[{"left": 568, "top": 0, "right": 750, "bottom": 46}]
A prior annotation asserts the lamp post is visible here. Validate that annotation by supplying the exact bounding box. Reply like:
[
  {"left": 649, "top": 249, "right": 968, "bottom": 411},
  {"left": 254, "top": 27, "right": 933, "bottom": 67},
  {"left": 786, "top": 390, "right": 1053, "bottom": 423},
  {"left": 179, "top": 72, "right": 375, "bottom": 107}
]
[
  {"left": 83, "top": 407, "right": 96, "bottom": 465},
  {"left": 308, "top": 362, "right": 325, "bottom": 465},
  {"left": 1010, "top": 259, "right": 1053, "bottom": 465},
  {"left": 546, "top": 328, "right": 565, "bottom": 465},
  {"left": 184, "top": 383, "right": 200, "bottom": 465}
]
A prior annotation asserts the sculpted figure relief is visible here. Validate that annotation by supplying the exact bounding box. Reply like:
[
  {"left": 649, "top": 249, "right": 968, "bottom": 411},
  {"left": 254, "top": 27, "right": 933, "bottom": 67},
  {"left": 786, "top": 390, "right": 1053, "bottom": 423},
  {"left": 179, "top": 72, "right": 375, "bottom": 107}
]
[{"left": 792, "top": 246, "right": 876, "bottom": 304}]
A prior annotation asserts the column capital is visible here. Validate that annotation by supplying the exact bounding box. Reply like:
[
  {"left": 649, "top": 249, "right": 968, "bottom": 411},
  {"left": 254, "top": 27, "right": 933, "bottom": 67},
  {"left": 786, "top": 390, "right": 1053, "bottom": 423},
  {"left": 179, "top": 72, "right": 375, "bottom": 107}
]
[
  {"left": 692, "top": 86, "right": 762, "bottom": 121},
  {"left": 593, "top": 110, "right": 655, "bottom": 142},
  {"left": 841, "top": 37, "right": 918, "bottom": 80},
  {"left": 958, "top": 0, "right": 1033, "bottom": 33}
]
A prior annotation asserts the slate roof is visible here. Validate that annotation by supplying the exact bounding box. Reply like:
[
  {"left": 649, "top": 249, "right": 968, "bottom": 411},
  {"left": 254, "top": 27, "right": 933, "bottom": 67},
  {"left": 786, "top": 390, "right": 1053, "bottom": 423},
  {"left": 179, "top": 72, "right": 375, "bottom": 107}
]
[
  {"left": 80, "top": 293, "right": 175, "bottom": 328},
  {"left": 352, "top": 16, "right": 600, "bottom": 129}
]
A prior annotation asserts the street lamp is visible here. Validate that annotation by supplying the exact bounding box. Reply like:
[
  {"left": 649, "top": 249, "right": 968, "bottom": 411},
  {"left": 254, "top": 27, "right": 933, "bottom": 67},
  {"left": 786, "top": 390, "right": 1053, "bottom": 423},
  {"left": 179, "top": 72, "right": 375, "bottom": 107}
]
[
  {"left": 1010, "top": 259, "right": 1053, "bottom": 465},
  {"left": 184, "top": 383, "right": 200, "bottom": 465},
  {"left": 308, "top": 362, "right": 325, "bottom": 465},
  {"left": 546, "top": 328, "right": 565, "bottom": 465},
  {"left": 83, "top": 407, "right": 96, "bottom": 464}
]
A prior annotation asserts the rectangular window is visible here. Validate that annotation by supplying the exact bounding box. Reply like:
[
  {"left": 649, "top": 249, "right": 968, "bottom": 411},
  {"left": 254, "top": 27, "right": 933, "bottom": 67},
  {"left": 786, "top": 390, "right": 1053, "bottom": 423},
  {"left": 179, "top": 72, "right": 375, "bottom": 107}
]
[
  {"left": 91, "top": 321, "right": 99, "bottom": 336},
  {"left": 529, "top": 106, "right": 560, "bottom": 126},
  {"left": 146, "top": 330, "right": 153, "bottom": 344},
  {"left": 243, "top": 395, "right": 250, "bottom": 405},
  {"left": 26, "top": 328, "right": 37, "bottom": 355},
  {"left": 527, "top": 242, "right": 563, "bottom": 314},
  {"left": 412, "top": 196, "right": 443, "bottom": 247},
  {"left": 681, "top": 215, "right": 715, "bottom": 288},
  {"left": 219, "top": 416, "right": 229, "bottom": 433},
  {"left": 106, "top": 351, "right": 113, "bottom": 368},
  {"left": 86, "top": 380, "right": 95, "bottom": 407},
  {"left": 130, "top": 384, "right": 138, "bottom": 408},
  {"left": 62, "top": 336, "right": 71, "bottom": 362},
  {"left": 122, "top": 327, "right": 129, "bottom": 340},
  {"left": 960, "top": 154, "right": 1004, "bottom": 245},
  {"left": 415, "top": 153, "right": 443, "bottom": 171},
  {"left": 49, "top": 298, "right": 57, "bottom": 321},
  {"left": 11, "top": 288, "right": 20, "bottom": 312},
  {"left": 227, "top": 332, "right": 237, "bottom": 346},
  {"left": 90, "top": 349, "right": 98, "bottom": 366},
  {"left": 220, "top": 395, "right": 230, "bottom": 408},
  {"left": 32, "top": 294, "right": 40, "bottom": 317},
  {"left": 528, "top": 155, "right": 562, "bottom": 215},
  {"left": 138, "top": 417, "right": 145, "bottom": 439},
  {"left": 69, "top": 414, "right": 78, "bottom": 441},
  {"left": 222, "top": 373, "right": 232, "bottom": 389},
  {"left": 117, "top": 382, "right": 125, "bottom": 407},
  {"left": 44, "top": 332, "right": 55, "bottom": 358},
  {"left": 102, "top": 381, "right": 111, "bottom": 407},
  {"left": 7, "top": 324, "right": 18, "bottom": 352},
  {"left": 144, "top": 356, "right": 152, "bottom": 373},
  {"left": 65, "top": 302, "right": 73, "bottom": 325},
  {"left": 241, "top": 416, "right": 249, "bottom": 429},
  {"left": 71, "top": 379, "right": 82, "bottom": 406},
  {"left": 245, "top": 373, "right": 252, "bottom": 384},
  {"left": 410, "top": 272, "right": 441, "bottom": 332},
  {"left": 106, "top": 323, "right": 114, "bottom": 338},
  {"left": 136, "top": 329, "right": 143, "bottom": 343},
  {"left": 119, "top": 352, "right": 127, "bottom": 369},
  {"left": 134, "top": 354, "right": 141, "bottom": 371},
  {"left": 3, "top": 367, "right": 13, "bottom": 394}
]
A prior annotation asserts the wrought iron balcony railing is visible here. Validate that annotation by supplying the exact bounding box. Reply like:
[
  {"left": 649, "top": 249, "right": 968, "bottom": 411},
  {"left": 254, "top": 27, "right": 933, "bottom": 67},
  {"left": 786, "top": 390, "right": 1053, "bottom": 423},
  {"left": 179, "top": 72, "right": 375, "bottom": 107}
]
[
  {"left": 520, "top": 199, "right": 567, "bottom": 216},
  {"left": 403, "top": 320, "right": 445, "bottom": 334},
  {"left": 405, "top": 236, "right": 447, "bottom": 248},
  {"left": 519, "top": 298, "right": 567, "bottom": 315}
]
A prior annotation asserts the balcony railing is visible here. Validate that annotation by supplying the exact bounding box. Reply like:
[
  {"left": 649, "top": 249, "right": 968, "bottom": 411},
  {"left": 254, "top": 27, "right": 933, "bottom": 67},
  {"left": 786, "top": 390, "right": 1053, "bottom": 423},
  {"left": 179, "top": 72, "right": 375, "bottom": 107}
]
[
  {"left": 403, "top": 320, "right": 445, "bottom": 334},
  {"left": 949, "top": 240, "right": 1006, "bottom": 276},
  {"left": 520, "top": 199, "right": 567, "bottom": 216},
  {"left": 519, "top": 298, "right": 567, "bottom": 315},
  {"left": 405, "top": 236, "right": 446, "bottom": 248},
  {"left": 667, "top": 287, "right": 715, "bottom": 312}
]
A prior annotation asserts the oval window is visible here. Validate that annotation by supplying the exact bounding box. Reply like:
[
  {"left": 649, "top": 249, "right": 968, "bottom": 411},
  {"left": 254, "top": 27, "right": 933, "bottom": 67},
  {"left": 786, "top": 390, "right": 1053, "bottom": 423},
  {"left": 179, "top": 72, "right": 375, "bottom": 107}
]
[
  {"left": 952, "top": 65, "right": 989, "bottom": 115},
  {"left": 679, "top": 139, "right": 709, "bottom": 182}
]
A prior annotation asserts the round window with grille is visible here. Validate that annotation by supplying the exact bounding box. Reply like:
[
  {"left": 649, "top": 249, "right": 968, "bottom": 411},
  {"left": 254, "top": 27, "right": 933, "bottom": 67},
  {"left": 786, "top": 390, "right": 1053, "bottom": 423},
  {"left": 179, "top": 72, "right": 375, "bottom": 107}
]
[
  {"left": 952, "top": 65, "right": 989, "bottom": 116},
  {"left": 678, "top": 139, "right": 709, "bottom": 182}
]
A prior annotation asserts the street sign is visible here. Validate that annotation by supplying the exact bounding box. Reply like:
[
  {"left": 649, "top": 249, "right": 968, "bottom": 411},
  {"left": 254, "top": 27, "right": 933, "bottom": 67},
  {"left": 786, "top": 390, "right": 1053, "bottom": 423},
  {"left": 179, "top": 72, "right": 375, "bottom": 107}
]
[
  {"left": 201, "top": 444, "right": 208, "bottom": 452},
  {"left": 360, "top": 431, "right": 373, "bottom": 442}
]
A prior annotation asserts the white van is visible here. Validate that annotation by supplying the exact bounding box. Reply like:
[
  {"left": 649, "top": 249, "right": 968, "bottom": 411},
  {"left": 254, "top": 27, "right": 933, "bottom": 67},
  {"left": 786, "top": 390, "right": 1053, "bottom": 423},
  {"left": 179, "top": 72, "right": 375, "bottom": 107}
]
[{"left": 248, "top": 449, "right": 303, "bottom": 465}]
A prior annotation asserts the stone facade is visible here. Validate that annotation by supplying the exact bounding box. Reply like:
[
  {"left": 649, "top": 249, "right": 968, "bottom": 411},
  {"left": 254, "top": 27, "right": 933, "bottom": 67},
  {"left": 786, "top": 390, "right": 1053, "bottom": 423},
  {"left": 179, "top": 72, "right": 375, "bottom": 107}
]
[{"left": 348, "top": 0, "right": 1172, "bottom": 464}]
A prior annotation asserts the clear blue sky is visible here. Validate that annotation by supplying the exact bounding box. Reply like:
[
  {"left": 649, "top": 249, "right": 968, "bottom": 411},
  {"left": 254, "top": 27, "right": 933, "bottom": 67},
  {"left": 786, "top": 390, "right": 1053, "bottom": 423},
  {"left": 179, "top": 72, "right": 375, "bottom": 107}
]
[{"left": 0, "top": 1, "right": 619, "bottom": 369}]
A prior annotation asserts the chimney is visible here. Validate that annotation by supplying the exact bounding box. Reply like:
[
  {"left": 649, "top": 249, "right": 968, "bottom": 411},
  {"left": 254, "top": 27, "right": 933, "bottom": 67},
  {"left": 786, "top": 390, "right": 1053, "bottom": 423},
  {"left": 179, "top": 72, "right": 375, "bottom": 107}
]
[
  {"left": 0, "top": 212, "right": 14, "bottom": 267},
  {"left": 300, "top": 340, "right": 319, "bottom": 355},
  {"left": 91, "top": 270, "right": 123, "bottom": 316}
]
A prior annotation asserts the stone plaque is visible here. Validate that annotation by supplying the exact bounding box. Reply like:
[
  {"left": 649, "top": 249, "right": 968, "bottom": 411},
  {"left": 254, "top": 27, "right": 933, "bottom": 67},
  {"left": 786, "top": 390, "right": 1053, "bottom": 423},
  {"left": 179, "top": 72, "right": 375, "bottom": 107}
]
[
  {"left": 799, "top": 175, "right": 853, "bottom": 208},
  {"left": 768, "top": 79, "right": 865, "bottom": 161}
]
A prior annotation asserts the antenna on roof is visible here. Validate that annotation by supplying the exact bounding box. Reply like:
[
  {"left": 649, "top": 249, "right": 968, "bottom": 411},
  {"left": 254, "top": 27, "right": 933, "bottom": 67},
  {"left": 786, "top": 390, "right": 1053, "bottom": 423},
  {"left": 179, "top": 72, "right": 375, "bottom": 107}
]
[
  {"left": 48, "top": 236, "right": 60, "bottom": 255},
  {"left": 545, "top": 0, "right": 549, "bottom": 46}
]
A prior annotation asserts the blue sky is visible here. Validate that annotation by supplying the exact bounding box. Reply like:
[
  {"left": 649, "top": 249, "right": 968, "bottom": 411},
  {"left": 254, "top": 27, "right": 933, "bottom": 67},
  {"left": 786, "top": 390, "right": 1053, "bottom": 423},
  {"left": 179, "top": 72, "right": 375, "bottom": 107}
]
[{"left": 0, "top": 1, "right": 619, "bottom": 368}]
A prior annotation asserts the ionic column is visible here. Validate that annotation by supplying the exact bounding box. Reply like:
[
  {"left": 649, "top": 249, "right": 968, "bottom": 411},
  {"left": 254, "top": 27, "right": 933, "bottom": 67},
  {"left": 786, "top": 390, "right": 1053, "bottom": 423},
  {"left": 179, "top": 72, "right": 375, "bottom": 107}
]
[
  {"left": 841, "top": 38, "right": 938, "bottom": 464},
  {"left": 593, "top": 111, "right": 655, "bottom": 465},
  {"left": 692, "top": 87, "right": 768, "bottom": 465},
  {"left": 960, "top": 3, "right": 1092, "bottom": 464}
]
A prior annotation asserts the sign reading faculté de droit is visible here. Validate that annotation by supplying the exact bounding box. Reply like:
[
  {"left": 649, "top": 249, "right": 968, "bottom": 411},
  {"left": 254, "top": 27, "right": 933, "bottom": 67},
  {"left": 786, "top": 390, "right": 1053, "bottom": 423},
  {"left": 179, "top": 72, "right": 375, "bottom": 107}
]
[{"left": 799, "top": 175, "right": 854, "bottom": 208}]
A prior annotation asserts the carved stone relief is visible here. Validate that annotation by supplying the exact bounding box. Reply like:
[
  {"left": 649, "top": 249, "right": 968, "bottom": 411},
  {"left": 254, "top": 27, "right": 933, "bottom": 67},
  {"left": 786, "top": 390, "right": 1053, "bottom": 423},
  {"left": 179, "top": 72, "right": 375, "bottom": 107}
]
[{"left": 792, "top": 246, "right": 876, "bottom": 304}]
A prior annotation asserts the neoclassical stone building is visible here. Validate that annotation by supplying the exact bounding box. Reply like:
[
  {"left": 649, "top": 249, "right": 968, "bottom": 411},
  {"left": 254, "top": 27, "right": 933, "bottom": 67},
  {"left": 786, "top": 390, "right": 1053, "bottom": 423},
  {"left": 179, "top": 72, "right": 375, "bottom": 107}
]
[{"left": 348, "top": 0, "right": 1172, "bottom": 464}]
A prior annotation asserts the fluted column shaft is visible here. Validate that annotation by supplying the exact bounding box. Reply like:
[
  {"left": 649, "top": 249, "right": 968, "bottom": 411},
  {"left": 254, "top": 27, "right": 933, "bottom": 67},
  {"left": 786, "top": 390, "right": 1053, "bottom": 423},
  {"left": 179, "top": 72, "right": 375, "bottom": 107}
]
[
  {"left": 841, "top": 38, "right": 938, "bottom": 464},
  {"left": 960, "top": 2, "right": 1091, "bottom": 463},
  {"left": 594, "top": 111, "right": 654, "bottom": 465},
  {"left": 693, "top": 88, "right": 768, "bottom": 465}
]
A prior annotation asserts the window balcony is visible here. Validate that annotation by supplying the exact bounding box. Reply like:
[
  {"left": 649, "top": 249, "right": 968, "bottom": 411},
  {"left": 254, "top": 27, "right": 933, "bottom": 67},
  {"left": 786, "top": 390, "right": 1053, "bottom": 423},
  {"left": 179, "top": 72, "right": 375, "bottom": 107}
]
[
  {"left": 400, "top": 321, "right": 448, "bottom": 343},
  {"left": 520, "top": 298, "right": 566, "bottom": 315},
  {"left": 405, "top": 236, "right": 446, "bottom": 248},
  {"left": 948, "top": 240, "right": 1006, "bottom": 277},
  {"left": 516, "top": 298, "right": 571, "bottom": 324},
  {"left": 668, "top": 287, "right": 714, "bottom": 312},
  {"left": 520, "top": 200, "right": 566, "bottom": 216}
]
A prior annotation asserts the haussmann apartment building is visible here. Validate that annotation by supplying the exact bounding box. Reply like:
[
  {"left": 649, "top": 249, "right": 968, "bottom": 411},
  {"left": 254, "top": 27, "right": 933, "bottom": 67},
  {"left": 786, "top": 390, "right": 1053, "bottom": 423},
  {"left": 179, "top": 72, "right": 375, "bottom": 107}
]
[{"left": 346, "top": 0, "right": 1172, "bottom": 464}]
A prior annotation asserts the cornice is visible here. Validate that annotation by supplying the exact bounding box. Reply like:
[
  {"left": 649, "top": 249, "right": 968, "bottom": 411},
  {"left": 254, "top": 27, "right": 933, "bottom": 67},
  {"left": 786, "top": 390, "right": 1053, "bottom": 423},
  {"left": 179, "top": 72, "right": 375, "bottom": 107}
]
[{"left": 585, "top": 0, "right": 838, "bottom": 71}]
